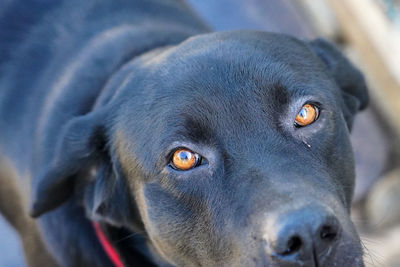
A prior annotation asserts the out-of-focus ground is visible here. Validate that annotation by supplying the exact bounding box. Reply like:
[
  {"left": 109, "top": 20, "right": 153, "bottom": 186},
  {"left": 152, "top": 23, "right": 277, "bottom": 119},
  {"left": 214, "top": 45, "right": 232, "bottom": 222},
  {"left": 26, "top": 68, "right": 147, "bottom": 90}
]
[
  {"left": 0, "top": 216, "right": 25, "bottom": 267},
  {"left": 1, "top": 0, "right": 400, "bottom": 266}
]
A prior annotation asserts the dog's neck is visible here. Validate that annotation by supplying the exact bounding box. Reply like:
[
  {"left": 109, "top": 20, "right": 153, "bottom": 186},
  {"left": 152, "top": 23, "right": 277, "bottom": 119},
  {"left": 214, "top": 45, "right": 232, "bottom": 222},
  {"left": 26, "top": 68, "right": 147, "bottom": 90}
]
[{"left": 93, "top": 222, "right": 124, "bottom": 267}]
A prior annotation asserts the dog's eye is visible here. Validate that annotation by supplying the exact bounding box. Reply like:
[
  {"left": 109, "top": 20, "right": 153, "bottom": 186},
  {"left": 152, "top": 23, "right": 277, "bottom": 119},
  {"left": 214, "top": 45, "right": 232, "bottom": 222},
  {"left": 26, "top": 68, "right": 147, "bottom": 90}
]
[
  {"left": 170, "top": 148, "right": 201, "bottom": 171},
  {"left": 294, "top": 103, "right": 319, "bottom": 127}
]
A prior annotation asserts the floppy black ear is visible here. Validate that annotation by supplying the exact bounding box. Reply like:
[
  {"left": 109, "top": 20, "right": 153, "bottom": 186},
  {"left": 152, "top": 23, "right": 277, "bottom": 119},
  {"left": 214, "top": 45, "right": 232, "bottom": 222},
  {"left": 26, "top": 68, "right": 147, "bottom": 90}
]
[
  {"left": 309, "top": 38, "right": 369, "bottom": 129},
  {"left": 82, "top": 158, "right": 143, "bottom": 231},
  {"left": 30, "top": 110, "right": 107, "bottom": 218}
]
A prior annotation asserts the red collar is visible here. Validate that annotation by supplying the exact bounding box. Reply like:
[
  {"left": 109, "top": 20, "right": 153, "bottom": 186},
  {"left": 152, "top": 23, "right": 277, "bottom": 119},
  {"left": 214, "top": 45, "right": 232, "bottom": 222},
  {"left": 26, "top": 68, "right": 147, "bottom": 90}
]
[{"left": 93, "top": 222, "right": 124, "bottom": 267}]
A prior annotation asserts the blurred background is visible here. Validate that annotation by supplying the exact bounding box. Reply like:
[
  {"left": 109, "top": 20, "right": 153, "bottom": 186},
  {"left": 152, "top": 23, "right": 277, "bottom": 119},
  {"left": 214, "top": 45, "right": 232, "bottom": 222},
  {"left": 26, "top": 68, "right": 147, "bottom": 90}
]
[{"left": 1, "top": 0, "right": 400, "bottom": 266}]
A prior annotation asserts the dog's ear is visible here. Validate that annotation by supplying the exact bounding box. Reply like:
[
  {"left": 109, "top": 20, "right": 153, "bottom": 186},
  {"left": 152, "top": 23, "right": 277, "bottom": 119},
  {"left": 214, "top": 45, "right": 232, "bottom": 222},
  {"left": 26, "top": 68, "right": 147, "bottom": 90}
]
[
  {"left": 309, "top": 38, "right": 369, "bottom": 129},
  {"left": 30, "top": 110, "right": 107, "bottom": 218},
  {"left": 82, "top": 158, "right": 143, "bottom": 231}
]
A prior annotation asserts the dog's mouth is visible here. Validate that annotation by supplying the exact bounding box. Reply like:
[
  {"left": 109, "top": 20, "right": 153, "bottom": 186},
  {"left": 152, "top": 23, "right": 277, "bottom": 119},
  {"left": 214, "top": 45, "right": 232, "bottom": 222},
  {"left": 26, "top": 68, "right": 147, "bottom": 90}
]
[{"left": 95, "top": 222, "right": 157, "bottom": 267}]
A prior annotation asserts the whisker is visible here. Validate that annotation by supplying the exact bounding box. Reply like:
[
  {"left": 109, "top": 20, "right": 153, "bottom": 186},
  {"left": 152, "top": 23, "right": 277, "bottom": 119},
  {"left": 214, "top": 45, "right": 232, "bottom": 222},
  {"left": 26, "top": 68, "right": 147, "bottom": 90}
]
[{"left": 115, "top": 231, "right": 146, "bottom": 244}]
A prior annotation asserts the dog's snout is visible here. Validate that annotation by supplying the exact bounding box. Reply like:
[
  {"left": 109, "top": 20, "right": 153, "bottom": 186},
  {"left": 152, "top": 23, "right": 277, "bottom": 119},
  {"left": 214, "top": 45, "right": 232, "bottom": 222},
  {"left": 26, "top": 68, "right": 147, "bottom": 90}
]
[{"left": 265, "top": 207, "right": 342, "bottom": 265}]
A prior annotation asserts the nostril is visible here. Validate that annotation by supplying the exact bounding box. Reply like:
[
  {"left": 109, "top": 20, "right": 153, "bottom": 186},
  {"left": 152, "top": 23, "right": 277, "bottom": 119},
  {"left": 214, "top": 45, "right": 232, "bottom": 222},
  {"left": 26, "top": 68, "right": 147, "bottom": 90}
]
[
  {"left": 266, "top": 210, "right": 343, "bottom": 264},
  {"left": 281, "top": 236, "right": 302, "bottom": 256},
  {"left": 320, "top": 225, "right": 338, "bottom": 242}
]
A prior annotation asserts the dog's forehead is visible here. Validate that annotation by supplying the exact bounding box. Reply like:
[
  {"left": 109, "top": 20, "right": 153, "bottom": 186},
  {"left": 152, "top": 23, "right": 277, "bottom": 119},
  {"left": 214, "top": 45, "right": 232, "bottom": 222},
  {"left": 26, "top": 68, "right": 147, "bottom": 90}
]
[
  {"left": 147, "top": 31, "right": 336, "bottom": 100},
  {"left": 114, "top": 31, "right": 341, "bottom": 158},
  {"left": 162, "top": 31, "right": 324, "bottom": 74},
  {"left": 141, "top": 31, "right": 338, "bottom": 121},
  {"left": 173, "top": 31, "right": 311, "bottom": 57}
]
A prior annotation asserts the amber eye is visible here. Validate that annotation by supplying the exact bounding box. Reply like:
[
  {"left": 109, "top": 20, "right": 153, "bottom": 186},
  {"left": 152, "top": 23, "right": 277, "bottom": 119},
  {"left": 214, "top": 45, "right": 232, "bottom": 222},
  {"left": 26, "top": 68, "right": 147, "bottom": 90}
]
[
  {"left": 294, "top": 103, "right": 319, "bottom": 127},
  {"left": 170, "top": 148, "right": 201, "bottom": 170}
]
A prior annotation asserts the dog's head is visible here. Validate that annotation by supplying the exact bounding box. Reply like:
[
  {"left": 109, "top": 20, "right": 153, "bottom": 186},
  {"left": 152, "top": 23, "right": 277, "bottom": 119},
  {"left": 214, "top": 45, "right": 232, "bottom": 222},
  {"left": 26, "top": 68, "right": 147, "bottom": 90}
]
[{"left": 31, "top": 31, "right": 368, "bottom": 266}]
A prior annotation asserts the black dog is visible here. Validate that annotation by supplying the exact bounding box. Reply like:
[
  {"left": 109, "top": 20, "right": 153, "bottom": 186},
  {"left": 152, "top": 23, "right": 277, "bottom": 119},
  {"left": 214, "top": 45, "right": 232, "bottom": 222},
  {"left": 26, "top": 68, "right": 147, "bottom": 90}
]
[{"left": 0, "top": 0, "right": 368, "bottom": 266}]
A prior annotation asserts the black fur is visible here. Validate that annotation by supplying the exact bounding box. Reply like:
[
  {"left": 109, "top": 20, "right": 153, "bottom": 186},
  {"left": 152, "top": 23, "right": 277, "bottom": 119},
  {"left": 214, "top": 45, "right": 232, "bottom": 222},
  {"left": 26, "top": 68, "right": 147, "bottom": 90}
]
[{"left": 0, "top": 0, "right": 368, "bottom": 266}]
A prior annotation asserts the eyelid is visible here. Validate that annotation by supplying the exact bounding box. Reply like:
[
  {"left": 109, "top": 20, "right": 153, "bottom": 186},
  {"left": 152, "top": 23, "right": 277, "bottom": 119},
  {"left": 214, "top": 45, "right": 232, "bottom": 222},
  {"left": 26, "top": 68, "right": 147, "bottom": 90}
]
[
  {"left": 301, "top": 101, "right": 322, "bottom": 110},
  {"left": 163, "top": 142, "right": 207, "bottom": 161}
]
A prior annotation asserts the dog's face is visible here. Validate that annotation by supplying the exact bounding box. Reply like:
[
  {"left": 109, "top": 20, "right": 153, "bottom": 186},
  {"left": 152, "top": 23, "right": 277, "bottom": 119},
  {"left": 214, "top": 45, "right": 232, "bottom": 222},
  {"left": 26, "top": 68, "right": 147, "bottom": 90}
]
[{"left": 31, "top": 32, "right": 368, "bottom": 266}]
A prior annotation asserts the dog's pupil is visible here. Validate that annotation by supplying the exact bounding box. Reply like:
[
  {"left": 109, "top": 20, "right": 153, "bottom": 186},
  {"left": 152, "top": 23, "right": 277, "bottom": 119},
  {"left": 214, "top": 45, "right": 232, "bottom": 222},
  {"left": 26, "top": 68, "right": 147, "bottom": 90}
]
[
  {"left": 179, "top": 151, "right": 191, "bottom": 161},
  {"left": 299, "top": 108, "right": 307, "bottom": 118},
  {"left": 295, "top": 104, "right": 318, "bottom": 127},
  {"left": 172, "top": 149, "right": 197, "bottom": 170}
]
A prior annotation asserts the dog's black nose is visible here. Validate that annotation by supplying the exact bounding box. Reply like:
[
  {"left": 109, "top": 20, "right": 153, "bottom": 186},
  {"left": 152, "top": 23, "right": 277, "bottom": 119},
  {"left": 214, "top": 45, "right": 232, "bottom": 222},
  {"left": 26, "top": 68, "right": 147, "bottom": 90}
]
[{"left": 265, "top": 207, "right": 341, "bottom": 265}]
